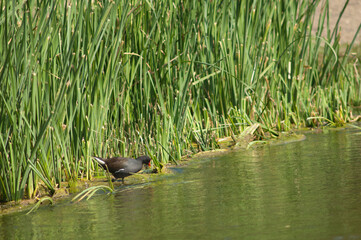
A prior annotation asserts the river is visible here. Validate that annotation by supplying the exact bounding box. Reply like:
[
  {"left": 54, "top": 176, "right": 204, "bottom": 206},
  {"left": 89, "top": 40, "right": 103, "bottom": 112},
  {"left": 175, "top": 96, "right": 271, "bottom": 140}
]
[{"left": 1, "top": 127, "right": 361, "bottom": 240}]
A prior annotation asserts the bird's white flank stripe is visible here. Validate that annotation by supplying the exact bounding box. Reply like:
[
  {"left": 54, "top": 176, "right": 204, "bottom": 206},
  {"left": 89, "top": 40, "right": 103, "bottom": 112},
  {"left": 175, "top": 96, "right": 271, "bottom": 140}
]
[{"left": 115, "top": 168, "right": 125, "bottom": 174}]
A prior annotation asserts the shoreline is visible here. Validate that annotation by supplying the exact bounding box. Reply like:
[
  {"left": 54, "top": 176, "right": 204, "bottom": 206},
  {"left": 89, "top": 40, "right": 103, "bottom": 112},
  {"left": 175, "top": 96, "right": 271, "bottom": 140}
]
[{"left": 3, "top": 124, "right": 354, "bottom": 216}]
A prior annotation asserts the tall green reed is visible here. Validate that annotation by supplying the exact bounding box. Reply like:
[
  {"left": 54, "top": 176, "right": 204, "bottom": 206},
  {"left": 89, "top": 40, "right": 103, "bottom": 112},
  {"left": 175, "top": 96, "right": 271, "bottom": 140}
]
[{"left": 0, "top": 0, "right": 359, "bottom": 202}]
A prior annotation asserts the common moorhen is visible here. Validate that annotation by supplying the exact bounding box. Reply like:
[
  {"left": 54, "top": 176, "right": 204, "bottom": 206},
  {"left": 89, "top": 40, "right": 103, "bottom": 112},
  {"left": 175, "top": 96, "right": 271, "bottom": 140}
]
[{"left": 92, "top": 155, "right": 151, "bottom": 183}]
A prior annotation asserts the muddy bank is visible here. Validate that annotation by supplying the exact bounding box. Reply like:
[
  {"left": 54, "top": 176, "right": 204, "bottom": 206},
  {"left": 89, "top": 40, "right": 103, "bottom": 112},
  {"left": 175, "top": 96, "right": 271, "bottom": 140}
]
[{"left": 314, "top": 0, "right": 361, "bottom": 43}]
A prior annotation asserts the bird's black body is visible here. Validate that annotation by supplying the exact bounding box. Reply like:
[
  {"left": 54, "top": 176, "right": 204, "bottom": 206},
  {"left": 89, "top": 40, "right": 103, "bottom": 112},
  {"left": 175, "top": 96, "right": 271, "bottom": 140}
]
[{"left": 92, "top": 155, "right": 151, "bottom": 183}]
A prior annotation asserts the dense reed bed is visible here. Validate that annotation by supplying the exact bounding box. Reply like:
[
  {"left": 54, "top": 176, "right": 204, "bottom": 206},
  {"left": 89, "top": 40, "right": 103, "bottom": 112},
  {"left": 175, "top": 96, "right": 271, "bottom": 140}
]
[{"left": 0, "top": 0, "right": 360, "bottom": 202}]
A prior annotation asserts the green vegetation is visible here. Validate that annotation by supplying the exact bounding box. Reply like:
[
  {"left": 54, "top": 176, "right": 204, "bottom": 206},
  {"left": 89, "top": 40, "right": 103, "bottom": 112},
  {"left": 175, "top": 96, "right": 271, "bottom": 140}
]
[
  {"left": 0, "top": 0, "right": 360, "bottom": 202},
  {"left": 26, "top": 196, "right": 53, "bottom": 215},
  {"left": 71, "top": 185, "right": 114, "bottom": 203}
]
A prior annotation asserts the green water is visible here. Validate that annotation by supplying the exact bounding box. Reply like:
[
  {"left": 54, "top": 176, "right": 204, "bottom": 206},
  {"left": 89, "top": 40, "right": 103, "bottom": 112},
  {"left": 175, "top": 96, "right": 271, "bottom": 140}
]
[{"left": 1, "top": 128, "right": 361, "bottom": 240}]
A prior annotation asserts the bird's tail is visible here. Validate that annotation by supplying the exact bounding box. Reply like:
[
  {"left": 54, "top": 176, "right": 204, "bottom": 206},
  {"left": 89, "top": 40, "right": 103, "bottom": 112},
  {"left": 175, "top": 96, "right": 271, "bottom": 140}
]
[{"left": 92, "top": 156, "right": 106, "bottom": 166}]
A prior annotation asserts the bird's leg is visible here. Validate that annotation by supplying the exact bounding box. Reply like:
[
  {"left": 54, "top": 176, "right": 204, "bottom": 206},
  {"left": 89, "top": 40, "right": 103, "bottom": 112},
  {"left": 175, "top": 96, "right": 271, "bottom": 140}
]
[{"left": 122, "top": 178, "right": 124, "bottom": 184}]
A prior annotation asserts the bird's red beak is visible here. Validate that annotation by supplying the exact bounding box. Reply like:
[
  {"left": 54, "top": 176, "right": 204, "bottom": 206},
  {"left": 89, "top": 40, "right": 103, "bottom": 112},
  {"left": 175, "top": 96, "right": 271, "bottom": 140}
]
[{"left": 148, "top": 161, "right": 151, "bottom": 167}]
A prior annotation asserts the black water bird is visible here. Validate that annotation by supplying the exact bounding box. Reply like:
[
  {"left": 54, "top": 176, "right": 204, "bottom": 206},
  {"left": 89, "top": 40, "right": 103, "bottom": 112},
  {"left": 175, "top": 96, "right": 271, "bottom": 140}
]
[{"left": 92, "top": 155, "right": 151, "bottom": 183}]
